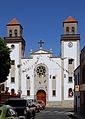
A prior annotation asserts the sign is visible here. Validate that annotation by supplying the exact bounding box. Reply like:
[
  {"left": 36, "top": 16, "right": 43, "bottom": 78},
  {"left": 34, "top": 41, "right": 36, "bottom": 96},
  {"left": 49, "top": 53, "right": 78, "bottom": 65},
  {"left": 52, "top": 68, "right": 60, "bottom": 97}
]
[{"left": 75, "top": 85, "right": 79, "bottom": 92}]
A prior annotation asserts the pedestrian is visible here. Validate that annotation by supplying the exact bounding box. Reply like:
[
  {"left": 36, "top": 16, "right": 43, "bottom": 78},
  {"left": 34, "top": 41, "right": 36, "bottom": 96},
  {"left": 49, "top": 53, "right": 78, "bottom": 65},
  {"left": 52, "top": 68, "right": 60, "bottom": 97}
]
[{"left": 5, "top": 87, "right": 10, "bottom": 95}]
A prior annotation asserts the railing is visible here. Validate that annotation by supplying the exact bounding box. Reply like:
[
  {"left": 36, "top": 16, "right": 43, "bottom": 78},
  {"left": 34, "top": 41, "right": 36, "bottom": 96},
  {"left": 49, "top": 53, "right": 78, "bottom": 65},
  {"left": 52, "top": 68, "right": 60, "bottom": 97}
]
[
  {"left": 61, "top": 34, "right": 80, "bottom": 38},
  {"left": 4, "top": 37, "right": 25, "bottom": 42}
]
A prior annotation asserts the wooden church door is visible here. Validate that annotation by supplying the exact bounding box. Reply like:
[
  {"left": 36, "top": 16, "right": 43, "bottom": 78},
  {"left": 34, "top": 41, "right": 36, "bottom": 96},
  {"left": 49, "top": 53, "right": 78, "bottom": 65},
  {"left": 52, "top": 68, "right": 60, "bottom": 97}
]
[{"left": 37, "top": 90, "right": 46, "bottom": 105}]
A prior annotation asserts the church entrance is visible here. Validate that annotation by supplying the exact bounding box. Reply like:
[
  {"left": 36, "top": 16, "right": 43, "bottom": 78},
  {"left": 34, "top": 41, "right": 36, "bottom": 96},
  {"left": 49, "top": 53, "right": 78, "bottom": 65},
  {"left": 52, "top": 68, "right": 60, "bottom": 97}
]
[{"left": 37, "top": 90, "right": 46, "bottom": 105}]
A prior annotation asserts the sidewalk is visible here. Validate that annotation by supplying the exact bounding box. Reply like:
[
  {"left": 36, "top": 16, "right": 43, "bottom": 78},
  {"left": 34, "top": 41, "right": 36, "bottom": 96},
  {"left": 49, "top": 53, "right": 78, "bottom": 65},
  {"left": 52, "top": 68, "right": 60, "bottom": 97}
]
[
  {"left": 46, "top": 106, "right": 74, "bottom": 108},
  {"left": 67, "top": 112, "right": 85, "bottom": 119}
]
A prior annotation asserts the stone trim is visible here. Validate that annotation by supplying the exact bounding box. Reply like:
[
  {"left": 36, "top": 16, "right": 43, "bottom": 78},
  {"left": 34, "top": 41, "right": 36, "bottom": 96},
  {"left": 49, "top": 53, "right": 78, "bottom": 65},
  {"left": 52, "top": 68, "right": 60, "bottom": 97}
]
[
  {"left": 30, "top": 49, "right": 52, "bottom": 54},
  {"left": 30, "top": 52, "right": 52, "bottom": 55},
  {"left": 18, "top": 43, "right": 22, "bottom": 90},
  {"left": 77, "top": 40, "right": 80, "bottom": 66},
  {"left": 21, "top": 57, "right": 33, "bottom": 59},
  {"left": 46, "top": 100, "right": 74, "bottom": 107},
  {"left": 61, "top": 37, "right": 80, "bottom": 41},
  {"left": 61, "top": 41, "right": 64, "bottom": 100},
  {"left": 50, "top": 56, "right": 61, "bottom": 58}
]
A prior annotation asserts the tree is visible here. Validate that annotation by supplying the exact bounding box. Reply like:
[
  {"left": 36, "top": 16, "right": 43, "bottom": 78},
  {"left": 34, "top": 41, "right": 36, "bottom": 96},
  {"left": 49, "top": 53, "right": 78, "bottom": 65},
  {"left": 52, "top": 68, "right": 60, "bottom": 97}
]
[{"left": 0, "top": 37, "right": 11, "bottom": 83}]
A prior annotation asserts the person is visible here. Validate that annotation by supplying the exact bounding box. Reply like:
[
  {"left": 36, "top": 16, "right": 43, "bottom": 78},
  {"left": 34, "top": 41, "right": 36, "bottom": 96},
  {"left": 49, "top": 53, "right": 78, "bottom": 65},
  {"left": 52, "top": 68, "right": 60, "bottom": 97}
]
[
  {"left": 11, "top": 89, "right": 16, "bottom": 95},
  {"left": 17, "top": 92, "right": 21, "bottom": 97},
  {"left": 5, "top": 87, "right": 10, "bottom": 95}
]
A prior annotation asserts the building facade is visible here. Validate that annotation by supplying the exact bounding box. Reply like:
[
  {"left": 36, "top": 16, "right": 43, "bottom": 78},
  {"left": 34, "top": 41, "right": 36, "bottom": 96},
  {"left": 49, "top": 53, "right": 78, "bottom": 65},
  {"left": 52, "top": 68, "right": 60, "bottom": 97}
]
[
  {"left": 4, "top": 16, "right": 80, "bottom": 107},
  {"left": 74, "top": 66, "right": 80, "bottom": 114},
  {"left": 80, "top": 47, "right": 85, "bottom": 115},
  {"left": 74, "top": 47, "right": 85, "bottom": 115}
]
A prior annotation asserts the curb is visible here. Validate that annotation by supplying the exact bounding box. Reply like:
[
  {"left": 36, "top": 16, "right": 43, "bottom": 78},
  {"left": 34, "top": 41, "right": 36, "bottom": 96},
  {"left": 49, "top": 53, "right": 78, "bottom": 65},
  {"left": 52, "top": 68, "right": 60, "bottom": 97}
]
[{"left": 46, "top": 106, "right": 74, "bottom": 108}]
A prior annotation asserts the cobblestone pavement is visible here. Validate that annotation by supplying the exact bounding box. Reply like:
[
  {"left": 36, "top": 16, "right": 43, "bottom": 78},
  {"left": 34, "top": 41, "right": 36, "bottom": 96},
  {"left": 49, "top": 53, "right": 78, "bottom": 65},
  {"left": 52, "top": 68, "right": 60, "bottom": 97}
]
[{"left": 35, "top": 108, "right": 73, "bottom": 119}]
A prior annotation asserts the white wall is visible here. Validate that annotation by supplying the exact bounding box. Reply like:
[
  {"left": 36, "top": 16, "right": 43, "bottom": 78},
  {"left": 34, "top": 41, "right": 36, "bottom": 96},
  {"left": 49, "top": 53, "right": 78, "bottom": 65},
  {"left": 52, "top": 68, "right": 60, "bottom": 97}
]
[
  {"left": 6, "top": 43, "right": 21, "bottom": 94},
  {"left": 21, "top": 52, "right": 62, "bottom": 101},
  {"left": 63, "top": 41, "right": 78, "bottom": 100}
]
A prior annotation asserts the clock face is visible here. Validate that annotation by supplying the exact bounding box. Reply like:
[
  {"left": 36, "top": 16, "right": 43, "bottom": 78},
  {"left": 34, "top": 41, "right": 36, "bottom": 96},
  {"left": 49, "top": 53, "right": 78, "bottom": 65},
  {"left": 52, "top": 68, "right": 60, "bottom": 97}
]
[
  {"left": 11, "top": 44, "right": 15, "bottom": 49},
  {"left": 68, "top": 42, "right": 73, "bottom": 48}
]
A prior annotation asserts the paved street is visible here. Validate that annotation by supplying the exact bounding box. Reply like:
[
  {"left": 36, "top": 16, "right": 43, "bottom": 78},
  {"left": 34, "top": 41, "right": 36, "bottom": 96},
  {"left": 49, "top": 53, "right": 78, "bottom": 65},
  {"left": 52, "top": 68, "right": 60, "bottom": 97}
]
[{"left": 35, "top": 108, "right": 73, "bottom": 119}]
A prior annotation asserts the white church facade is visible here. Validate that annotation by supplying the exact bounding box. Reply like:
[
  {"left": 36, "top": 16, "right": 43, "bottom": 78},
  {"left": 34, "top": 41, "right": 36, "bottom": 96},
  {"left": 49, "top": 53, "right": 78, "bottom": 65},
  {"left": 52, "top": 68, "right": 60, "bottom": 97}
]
[{"left": 4, "top": 16, "right": 80, "bottom": 107}]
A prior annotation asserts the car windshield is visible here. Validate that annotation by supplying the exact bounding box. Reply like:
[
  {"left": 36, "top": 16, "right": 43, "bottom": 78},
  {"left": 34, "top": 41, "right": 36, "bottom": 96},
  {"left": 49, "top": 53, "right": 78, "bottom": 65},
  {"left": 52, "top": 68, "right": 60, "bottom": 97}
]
[
  {"left": 0, "top": 110, "right": 2, "bottom": 115},
  {"left": 5, "top": 100, "right": 26, "bottom": 107}
]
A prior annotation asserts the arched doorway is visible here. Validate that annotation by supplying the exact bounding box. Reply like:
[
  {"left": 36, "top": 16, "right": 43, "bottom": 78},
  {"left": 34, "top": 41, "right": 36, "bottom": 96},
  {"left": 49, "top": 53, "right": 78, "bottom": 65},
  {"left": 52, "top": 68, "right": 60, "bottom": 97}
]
[{"left": 37, "top": 90, "right": 46, "bottom": 105}]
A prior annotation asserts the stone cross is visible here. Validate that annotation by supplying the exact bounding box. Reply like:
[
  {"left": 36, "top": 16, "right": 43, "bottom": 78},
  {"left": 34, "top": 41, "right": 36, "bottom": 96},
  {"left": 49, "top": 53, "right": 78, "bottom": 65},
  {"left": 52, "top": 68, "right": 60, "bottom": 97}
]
[{"left": 38, "top": 40, "right": 44, "bottom": 49}]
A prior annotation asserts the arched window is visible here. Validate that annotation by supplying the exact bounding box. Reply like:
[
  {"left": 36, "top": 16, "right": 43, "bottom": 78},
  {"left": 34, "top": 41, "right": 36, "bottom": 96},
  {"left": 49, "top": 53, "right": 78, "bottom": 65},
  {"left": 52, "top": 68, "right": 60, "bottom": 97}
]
[
  {"left": 9, "top": 30, "right": 12, "bottom": 37},
  {"left": 66, "top": 27, "right": 69, "bottom": 34},
  {"left": 68, "top": 88, "right": 73, "bottom": 97},
  {"left": 72, "top": 27, "right": 75, "bottom": 34},
  {"left": 14, "top": 29, "right": 17, "bottom": 37}
]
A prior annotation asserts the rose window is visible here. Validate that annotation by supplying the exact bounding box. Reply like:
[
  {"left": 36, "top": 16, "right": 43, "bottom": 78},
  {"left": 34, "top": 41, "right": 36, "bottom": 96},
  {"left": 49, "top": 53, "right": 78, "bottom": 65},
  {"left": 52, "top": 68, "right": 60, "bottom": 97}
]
[{"left": 36, "top": 66, "right": 46, "bottom": 77}]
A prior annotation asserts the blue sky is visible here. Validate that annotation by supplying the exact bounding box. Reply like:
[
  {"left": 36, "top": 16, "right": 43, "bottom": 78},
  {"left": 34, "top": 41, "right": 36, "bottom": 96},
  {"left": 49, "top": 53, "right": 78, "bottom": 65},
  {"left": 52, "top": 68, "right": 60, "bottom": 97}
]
[{"left": 0, "top": 0, "right": 85, "bottom": 57}]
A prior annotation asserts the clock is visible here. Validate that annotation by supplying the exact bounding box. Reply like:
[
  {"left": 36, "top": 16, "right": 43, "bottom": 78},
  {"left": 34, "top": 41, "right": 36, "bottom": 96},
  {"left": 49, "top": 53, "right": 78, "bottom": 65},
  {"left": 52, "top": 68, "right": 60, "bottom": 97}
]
[{"left": 68, "top": 42, "right": 73, "bottom": 48}]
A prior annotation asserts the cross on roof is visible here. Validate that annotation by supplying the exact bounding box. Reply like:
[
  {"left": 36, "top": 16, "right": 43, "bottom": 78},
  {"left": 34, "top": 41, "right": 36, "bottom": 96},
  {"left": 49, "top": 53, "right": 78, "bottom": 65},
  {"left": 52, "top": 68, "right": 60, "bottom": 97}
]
[{"left": 38, "top": 40, "right": 44, "bottom": 48}]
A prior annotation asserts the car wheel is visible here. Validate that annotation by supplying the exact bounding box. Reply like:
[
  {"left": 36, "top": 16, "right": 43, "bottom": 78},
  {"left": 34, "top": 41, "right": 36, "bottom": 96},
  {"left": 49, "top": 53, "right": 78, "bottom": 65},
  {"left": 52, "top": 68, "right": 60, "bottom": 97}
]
[
  {"left": 27, "top": 113, "right": 31, "bottom": 119},
  {"left": 27, "top": 116, "right": 31, "bottom": 119}
]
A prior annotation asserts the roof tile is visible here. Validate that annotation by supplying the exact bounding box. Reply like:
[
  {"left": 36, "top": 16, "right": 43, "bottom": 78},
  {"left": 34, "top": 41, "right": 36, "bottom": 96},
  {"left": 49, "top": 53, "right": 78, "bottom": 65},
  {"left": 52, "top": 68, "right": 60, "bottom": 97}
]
[
  {"left": 7, "top": 18, "right": 20, "bottom": 25},
  {"left": 64, "top": 16, "right": 78, "bottom": 23}
]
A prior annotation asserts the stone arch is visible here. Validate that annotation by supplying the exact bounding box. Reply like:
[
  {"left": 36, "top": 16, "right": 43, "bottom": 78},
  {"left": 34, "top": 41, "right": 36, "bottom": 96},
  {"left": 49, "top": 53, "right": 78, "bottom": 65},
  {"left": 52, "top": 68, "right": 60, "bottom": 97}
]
[
  {"left": 9, "top": 30, "right": 12, "bottom": 37},
  {"left": 34, "top": 63, "right": 49, "bottom": 105},
  {"left": 14, "top": 29, "right": 18, "bottom": 37}
]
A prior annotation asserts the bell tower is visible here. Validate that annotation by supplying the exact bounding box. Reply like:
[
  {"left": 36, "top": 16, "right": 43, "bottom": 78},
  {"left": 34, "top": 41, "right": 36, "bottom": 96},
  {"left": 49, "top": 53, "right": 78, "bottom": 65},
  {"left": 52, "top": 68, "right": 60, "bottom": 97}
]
[
  {"left": 4, "top": 18, "right": 25, "bottom": 93},
  {"left": 61, "top": 16, "right": 80, "bottom": 67},
  {"left": 61, "top": 16, "right": 80, "bottom": 105}
]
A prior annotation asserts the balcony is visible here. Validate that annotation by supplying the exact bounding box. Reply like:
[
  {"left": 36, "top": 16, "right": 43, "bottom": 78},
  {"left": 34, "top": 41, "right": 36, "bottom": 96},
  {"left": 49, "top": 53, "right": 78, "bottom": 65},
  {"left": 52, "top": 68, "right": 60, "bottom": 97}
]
[
  {"left": 61, "top": 34, "right": 80, "bottom": 38},
  {"left": 4, "top": 37, "right": 25, "bottom": 45},
  {"left": 61, "top": 34, "right": 80, "bottom": 41},
  {"left": 4, "top": 36, "right": 24, "bottom": 41}
]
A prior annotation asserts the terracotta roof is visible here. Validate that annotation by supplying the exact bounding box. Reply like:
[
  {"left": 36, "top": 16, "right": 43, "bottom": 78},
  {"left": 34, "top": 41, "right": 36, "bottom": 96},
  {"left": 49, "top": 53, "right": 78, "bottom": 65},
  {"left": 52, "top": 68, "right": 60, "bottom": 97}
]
[
  {"left": 7, "top": 18, "right": 20, "bottom": 25},
  {"left": 64, "top": 16, "right": 78, "bottom": 23}
]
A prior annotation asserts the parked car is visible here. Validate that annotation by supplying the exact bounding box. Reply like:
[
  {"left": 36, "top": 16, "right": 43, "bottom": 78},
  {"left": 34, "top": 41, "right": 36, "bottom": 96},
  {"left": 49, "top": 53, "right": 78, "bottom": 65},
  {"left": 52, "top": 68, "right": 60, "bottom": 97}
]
[
  {"left": 38, "top": 100, "right": 45, "bottom": 110},
  {"left": 30, "top": 99, "right": 40, "bottom": 113},
  {"left": 0, "top": 105, "right": 19, "bottom": 119},
  {"left": 5, "top": 98, "right": 36, "bottom": 119}
]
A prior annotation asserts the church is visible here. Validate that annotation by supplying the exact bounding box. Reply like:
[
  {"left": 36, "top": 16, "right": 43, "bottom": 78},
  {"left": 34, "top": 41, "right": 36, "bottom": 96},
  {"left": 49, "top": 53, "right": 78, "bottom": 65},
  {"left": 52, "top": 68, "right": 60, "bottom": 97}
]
[{"left": 4, "top": 16, "right": 80, "bottom": 107}]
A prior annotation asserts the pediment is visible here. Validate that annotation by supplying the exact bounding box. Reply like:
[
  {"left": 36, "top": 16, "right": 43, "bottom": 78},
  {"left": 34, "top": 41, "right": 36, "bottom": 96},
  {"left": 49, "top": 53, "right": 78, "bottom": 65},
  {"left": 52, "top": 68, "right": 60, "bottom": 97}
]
[{"left": 30, "top": 49, "right": 52, "bottom": 55}]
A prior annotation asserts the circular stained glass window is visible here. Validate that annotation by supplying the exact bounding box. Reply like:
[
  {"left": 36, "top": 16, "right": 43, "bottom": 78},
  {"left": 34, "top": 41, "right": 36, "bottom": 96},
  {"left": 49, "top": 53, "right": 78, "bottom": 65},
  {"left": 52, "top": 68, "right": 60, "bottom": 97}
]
[{"left": 36, "top": 66, "right": 46, "bottom": 77}]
